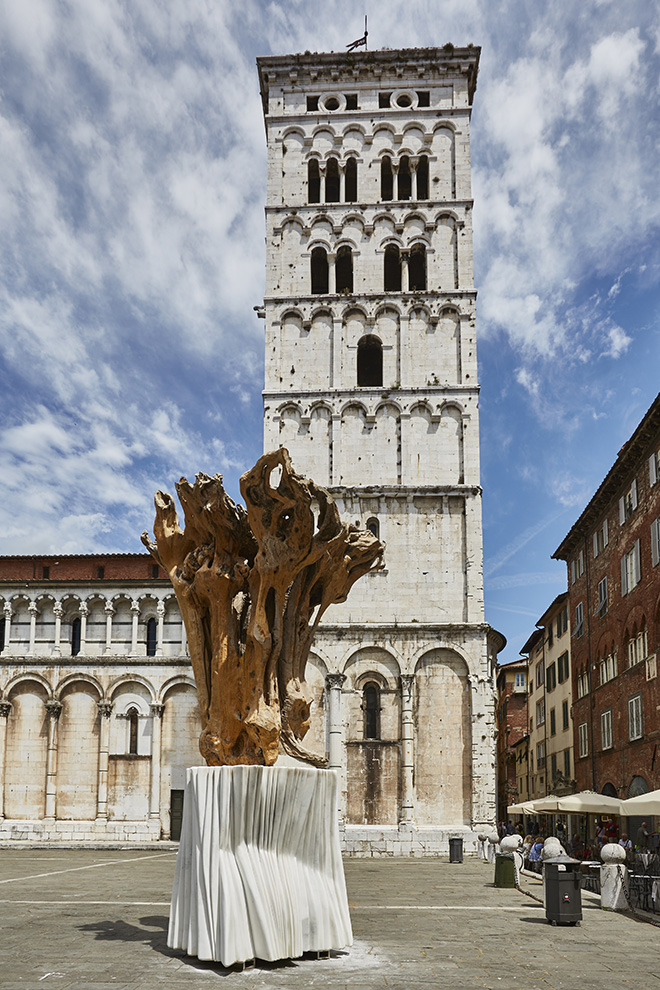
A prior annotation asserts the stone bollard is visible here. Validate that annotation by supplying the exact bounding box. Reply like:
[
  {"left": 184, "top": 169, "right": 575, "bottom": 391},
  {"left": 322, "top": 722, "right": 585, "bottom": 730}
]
[
  {"left": 541, "top": 838, "right": 564, "bottom": 906},
  {"left": 486, "top": 831, "right": 500, "bottom": 864},
  {"left": 600, "top": 843, "right": 628, "bottom": 912},
  {"left": 501, "top": 834, "right": 523, "bottom": 885},
  {"left": 477, "top": 833, "right": 488, "bottom": 861}
]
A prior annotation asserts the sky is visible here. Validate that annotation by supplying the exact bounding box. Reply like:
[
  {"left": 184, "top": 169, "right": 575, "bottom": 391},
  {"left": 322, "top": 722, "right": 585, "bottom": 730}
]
[{"left": 1, "top": 0, "right": 659, "bottom": 660}]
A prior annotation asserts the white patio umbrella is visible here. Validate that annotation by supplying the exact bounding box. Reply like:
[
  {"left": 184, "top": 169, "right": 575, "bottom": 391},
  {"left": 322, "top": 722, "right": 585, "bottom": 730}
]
[
  {"left": 507, "top": 801, "right": 537, "bottom": 814},
  {"left": 555, "top": 791, "right": 624, "bottom": 815},
  {"left": 620, "top": 789, "right": 660, "bottom": 816}
]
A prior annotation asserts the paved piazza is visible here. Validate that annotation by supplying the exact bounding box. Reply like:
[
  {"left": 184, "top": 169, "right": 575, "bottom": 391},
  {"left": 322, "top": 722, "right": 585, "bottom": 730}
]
[{"left": 0, "top": 850, "right": 657, "bottom": 989}]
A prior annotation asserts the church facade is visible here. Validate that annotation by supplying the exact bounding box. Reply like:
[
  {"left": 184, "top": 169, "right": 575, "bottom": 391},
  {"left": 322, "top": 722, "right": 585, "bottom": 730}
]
[{"left": 0, "top": 46, "right": 503, "bottom": 853}]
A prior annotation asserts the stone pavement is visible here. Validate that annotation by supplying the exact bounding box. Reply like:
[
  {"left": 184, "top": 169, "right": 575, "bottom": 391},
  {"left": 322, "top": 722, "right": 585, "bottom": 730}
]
[{"left": 0, "top": 849, "right": 657, "bottom": 989}]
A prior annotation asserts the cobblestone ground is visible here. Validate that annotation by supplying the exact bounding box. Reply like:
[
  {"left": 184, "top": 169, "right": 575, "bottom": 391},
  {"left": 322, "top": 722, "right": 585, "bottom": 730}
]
[{"left": 0, "top": 850, "right": 657, "bottom": 989}]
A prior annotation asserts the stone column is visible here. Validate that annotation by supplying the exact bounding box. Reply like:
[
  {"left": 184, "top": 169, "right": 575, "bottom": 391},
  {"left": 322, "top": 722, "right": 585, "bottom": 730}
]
[
  {"left": 130, "top": 599, "right": 140, "bottom": 655},
  {"left": 52, "top": 602, "right": 63, "bottom": 657},
  {"left": 96, "top": 701, "right": 113, "bottom": 821},
  {"left": 180, "top": 618, "right": 188, "bottom": 656},
  {"left": 327, "top": 253, "right": 336, "bottom": 294},
  {"left": 149, "top": 703, "right": 165, "bottom": 825},
  {"left": 104, "top": 602, "right": 114, "bottom": 656},
  {"left": 78, "top": 602, "right": 88, "bottom": 657},
  {"left": 399, "top": 674, "right": 415, "bottom": 828},
  {"left": 410, "top": 158, "right": 418, "bottom": 201},
  {"left": 2, "top": 602, "right": 12, "bottom": 656},
  {"left": 325, "top": 673, "right": 345, "bottom": 772},
  {"left": 28, "top": 602, "right": 38, "bottom": 655},
  {"left": 44, "top": 699, "right": 63, "bottom": 820},
  {"left": 325, "top": 673, "right": 345, "bottom": 820},
  {"left": 401, "top": 250, "right": 410, "bottom": 292},
  {"left": 0, "top": 701, "right": 11, "bottom": 820},
  {"left": 156, "top": 602, "right": 165, "bottom": 657},
  {"left": 318, "top": 162, "right": 326, "bottom": 203},
  {"left": 339, "top": 164, "right": 345, "bottom": 203}
]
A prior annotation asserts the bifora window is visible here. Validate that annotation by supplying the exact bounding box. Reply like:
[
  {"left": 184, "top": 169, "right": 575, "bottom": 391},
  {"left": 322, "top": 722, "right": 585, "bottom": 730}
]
[
  {"left": 601, "top": 709, "right": 613, "bottom": 750},
  {"left": 628, "top": 693, "right": 643, "bottom": 741}
]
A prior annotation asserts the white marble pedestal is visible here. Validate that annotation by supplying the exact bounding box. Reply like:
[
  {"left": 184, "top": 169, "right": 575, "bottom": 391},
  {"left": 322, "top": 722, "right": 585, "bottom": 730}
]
[{"left": 167, "top": 765, "right": 353, "bottom": 966}]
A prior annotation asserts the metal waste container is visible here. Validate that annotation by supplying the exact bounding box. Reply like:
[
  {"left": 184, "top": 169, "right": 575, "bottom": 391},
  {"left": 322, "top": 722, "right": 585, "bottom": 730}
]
[
  {"left": 494, "top": 852, "right": 516, "bottom": 888},
  {"left": 544, "top": 854, "right": 582, "bottom": 925},
  {"left": 449, "top": 836, "right": 463, "bottom": 863}
]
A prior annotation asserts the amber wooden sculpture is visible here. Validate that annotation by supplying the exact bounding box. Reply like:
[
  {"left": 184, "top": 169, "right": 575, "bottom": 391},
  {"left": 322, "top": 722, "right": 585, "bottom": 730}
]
[{"left": 142, "top": 448, "right": 384, "bottom": 768}]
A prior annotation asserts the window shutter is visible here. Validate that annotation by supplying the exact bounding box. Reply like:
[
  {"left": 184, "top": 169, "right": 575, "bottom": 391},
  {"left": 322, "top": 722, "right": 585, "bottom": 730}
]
[
  {"left": 571, "top": 560, "right": 576, "bottom": 584},
  {"left": 631, "top": 478, "right": 638, "bottom": 510},
  {"left": 619, "top": 497, "right": 625, "bottom": 525},
  {"left": 650, "top": 454, "right": 658, "bottom": 487},
  {"left": 621, "top": 555, "right": 628, "bottom": 595},
  {"left": 634, "top": 539, "right": 641, "bottom": 585},
  {"left": 593, "top": 532, "right": 599, "bottom": 557},
  {"left": 652, "top": 519, "right": 660, "bottom": 568},
  {"left": 603, "top": 518, "right": 608, "bottom": 546}
]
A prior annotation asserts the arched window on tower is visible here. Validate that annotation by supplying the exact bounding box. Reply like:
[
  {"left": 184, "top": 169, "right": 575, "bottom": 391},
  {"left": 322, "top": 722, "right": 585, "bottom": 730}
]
[
  {"left": 127, "top": 707, "right": 139, "bottom": 755},
  {"left": 357, "top": 335, "right": 383, "bottom": 387},
  {"left": 366, "top": 517, "right": 380, "bottom": 538},
  {"left": 335, "top": 246, "right": 353, "bottom": 293},
  {"left": 307, "top": 159, "right": 320, "bottom": 204},
  {"left": 146, "top": 617, "right": 157, "bottom": 657},
  {"left": 0, "top": 617, "right": 4, "bottom": 653},
  {"left": 311, "top": 247, "right": 329, "bottom": 294},
  {"left": 408, "top": 244, "right": 427, "bottom": 291},
  {"left": 325, "top": 157, "right": 340, "bottom": 203},
  {"left": 398, "top": 156, "right": 412, "bottom": 200},
  {"left": 345, "top": 157, "right": 358, "bottom": 202},
  {"left": 381, "top": 156, "right": 393, "bottom": 201},
  {"left": 71, "top": 617, "right": 81, "bottom": 657},
  {"left": 416, "top": 155, "right": 429, "bottom": 200},
  {"left": 363, "top": 682, "right": 380, "bottom": 739},
  {"left": 384, "top": 244, "right": 402, "bottom": 292}
]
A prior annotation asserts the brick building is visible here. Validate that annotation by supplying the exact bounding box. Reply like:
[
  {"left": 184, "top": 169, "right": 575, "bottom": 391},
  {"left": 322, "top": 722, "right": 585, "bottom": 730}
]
[
  {"left": 495, "top": 658, "right": 528, "bottom": 820},
  {"left": 553, "top": 392, "right": 660, "bottom": 802}
]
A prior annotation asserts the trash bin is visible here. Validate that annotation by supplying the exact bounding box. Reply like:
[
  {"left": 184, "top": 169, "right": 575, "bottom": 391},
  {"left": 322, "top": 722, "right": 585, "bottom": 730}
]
[
  {"left": 544, "top": 854, "right": 582, "bottom": 925},
  {"left": 449, "top": 836, "right": 463, "bottom": 863},
  {"left": 494, "top": 852, "right": 516, "bottom": 888}
]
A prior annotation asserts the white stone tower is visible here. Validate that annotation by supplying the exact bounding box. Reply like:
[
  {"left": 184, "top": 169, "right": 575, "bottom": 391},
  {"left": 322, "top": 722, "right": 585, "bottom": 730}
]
[{"left": 257, "top": 47, "right": 503, "bottom": 853}]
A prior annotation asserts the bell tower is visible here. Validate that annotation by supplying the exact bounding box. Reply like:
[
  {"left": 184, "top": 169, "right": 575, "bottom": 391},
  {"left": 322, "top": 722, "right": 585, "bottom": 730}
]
[{"left": 257, "top": 47, "right": 500, "bottom": 849}]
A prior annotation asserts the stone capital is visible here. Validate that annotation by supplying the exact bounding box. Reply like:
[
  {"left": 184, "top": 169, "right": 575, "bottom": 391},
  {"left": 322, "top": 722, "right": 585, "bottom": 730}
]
[
  {"left": 3, "top": 602, "right": 12, "bottom": 618},
  {"left": 399, "top": 673, "right": 415, "bottom": 693},
  {"left": 0, "top": 701, "right": 12, "bottom": 719},
  {"left": 28, "top": 602, "right": 38, "bottom": 616},
  {"left": 325, "top": 673, "right": 346, "bottom": 690},
  {"left": 131, "top": 599, "right": 140, "bottom": 612},
  {"left": 98, "top": 701, "right": 113, "bottom": 718},
  {"left": 156, "top": 602, "right": 166, "bottom": 617},
  {"left": 104, "top": 602, "right": 115, "bottom": 615},
  {"left": 45, "top": 700, "right": 63, "bottom": 721},
  {"left": 53, "top": 602, "right": 64, "bottom": 618},
  {"left": 150, "top": 702, "right": 165, "bottom": 719},
  {"left": 79, "top": 602, "right": 88, "bottom": 616}
]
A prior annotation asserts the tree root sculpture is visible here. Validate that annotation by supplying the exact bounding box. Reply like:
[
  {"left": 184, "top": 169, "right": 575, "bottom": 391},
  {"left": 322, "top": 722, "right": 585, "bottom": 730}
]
[{"left": 141, "top": 448, "right": 384, "bottom": 768}]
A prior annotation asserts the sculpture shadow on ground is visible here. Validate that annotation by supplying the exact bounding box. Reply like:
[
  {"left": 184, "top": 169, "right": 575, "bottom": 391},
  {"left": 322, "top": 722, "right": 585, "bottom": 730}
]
[{"left": 77, "top": 915, "right": 348, "bottom": 975}]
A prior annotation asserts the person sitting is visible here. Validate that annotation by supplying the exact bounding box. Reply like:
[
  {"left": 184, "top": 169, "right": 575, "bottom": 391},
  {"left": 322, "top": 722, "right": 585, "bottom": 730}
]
[
  {"left": 619, "top": 833, "right": 633, "bottom": 863},
  {"left": 570, "top": 834, "right": 585, "bottom": 860},
  {"left": 529, "top": 837, "right": 544, "bottom": 872}
]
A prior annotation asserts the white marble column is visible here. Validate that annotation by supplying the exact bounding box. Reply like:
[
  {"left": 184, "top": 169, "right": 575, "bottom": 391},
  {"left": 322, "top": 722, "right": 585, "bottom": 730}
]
[
  {"left": 2, "top": 603, "right": 12, "bottom": 656},
  {"left": 149, "top": 703, "right": 164, "bottom": 824},
  {"left": 399, "top": 674, "right": 415, "bottom": 828},
  {"left": 156, "top": 602, "right": 165, "bottom": 657},
  {"left": 325, "top": 673, "right": 345, "bottom": 819},
  {"left": 0, "top": 701, "right": 11, "bottom": 820},
  {"left": 130, "top": 599, "right": 140, "bottom": 655},
  {"left": 410, "top": 158, "right": 418, "bottom": 201},
  {"left": 78, "top": 602, "right": 88, "bottom": 657},
  {"left": 96, "top": 700, "right": 113, "bottom": 821},
  {"left": 327, "top": 253, "right": 336, "bottom": 294},
  {"left": 401, "top": 250, "right": 410, "bottom": 292},
  {"left": 104, "top": 602, "right": 114, "bottom": 655},
  {"left": 28, "top": 602, "right": 37, "bottom": 655},
  {"left": 44, "top": 699, "right": 62, "bottom": 820},
  {"left": 339, "top": 164, "right": 345, "bottom": 203},
  {"left": 52, "top": 602, "right": 63, "bottom": 657},
  {"left": 180, "top": 618, "right": 188, "bottom": 656}
]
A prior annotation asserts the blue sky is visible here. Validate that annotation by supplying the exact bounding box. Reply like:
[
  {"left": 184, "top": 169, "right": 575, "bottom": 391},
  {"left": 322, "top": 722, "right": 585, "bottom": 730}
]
[{"left": 1, "top": 1, "right": 659, "bottom": 659}]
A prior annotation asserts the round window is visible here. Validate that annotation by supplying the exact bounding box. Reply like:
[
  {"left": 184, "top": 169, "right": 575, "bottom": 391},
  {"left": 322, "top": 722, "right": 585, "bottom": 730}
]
[
  {"left": 324, "top": 97, "right": 340, "bottom": 111},
  {"left": 396, "top": 93, "right": 412, "bottom": 108}
]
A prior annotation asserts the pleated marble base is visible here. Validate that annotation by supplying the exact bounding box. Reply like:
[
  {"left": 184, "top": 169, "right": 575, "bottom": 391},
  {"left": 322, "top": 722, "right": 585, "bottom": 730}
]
[{"left": 167, "top": 765, "right": 353, "bottom": 967}]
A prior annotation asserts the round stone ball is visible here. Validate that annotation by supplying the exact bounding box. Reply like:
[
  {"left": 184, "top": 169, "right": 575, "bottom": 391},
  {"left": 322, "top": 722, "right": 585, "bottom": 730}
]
[
  {"left": 601, "top": 842, "right": 626, "bottom": 864},
  {"left": 501, "top": 834, "right": 523, "bottom": 852},
  {"left": 487, "top": 831, "right": 500, "bottom": 845},
  {"left": 477, "top": 833, "right": 488, "bottom": 843}
]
